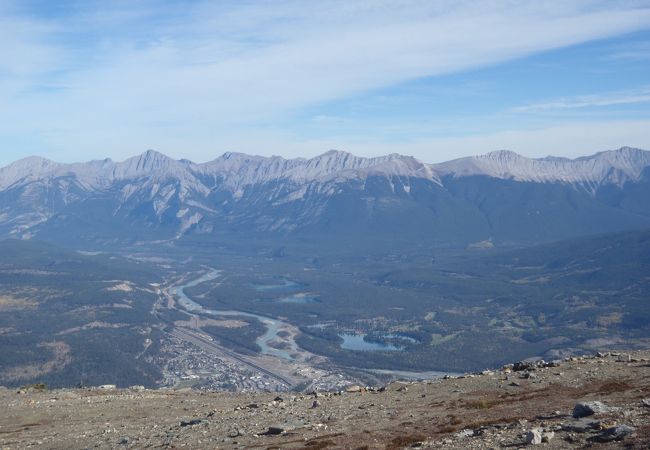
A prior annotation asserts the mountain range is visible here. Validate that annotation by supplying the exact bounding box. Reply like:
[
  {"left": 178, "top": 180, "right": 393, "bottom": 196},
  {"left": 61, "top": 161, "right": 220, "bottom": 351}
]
[{"left": 1, "top": 146, "right": 649, "bottom": 248}]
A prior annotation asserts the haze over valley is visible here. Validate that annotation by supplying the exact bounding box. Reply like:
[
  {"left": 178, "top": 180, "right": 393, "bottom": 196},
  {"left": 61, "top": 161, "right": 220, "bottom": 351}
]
[{"left": 1, "top": 147, "right": 649, "bottom": 391}]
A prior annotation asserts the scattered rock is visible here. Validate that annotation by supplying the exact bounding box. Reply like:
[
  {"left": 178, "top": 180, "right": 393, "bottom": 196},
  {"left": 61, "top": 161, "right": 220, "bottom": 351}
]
[
  {"left": 617, "top": 353, "right": 631, "bottom": 363},
  {"left": 345, "top": 385, "right": 363, "bottom": 393},
  {"left": 118, "top": 436, "right": 130, "bottom": 445},
  {"left": 572, "top": 400, "right": 613, "bottom": 418},
  {"left": 542, "top": 431, "right": 555, "bottom": 443},
  {"left": 525, "top": 428, "right": 542, "bottom": 445},
  {"left": 513, "top": 361, "right": 536, "bottom": 372},
  {"left": 593, "top": 425, "right": 636, "bottom": 442},
  {"left": 98, "top": 384, "right": 117, "bottom": 390},
  {"left": 641, "top": 398, "right": 650, "bottom": 408},
  {"left": 228, "top": 429, "right": 240, "bottom": 438},
  {"left": 311, "top": 400, "right": 320, "bottom": 408},
  {"left": 263, "top": 426, "right": 285, "bottom": 436},
  {"left": 456, "top": 429, "right": 474, "bottom": 438},
  {"left": 180, "top": 419, "right": 202, "bottom": 427},
  {"left": 562, "top": 418, "right": 600, "bottom": 433}
]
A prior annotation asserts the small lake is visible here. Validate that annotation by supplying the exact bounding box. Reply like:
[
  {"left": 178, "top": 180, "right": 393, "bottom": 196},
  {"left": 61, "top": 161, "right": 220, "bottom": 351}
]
[{"left": 339, "top": 333, "right": 402, "bottom": 352}]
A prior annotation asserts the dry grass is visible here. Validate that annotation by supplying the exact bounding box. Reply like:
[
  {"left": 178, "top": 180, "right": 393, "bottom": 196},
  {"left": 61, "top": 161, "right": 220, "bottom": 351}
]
[
  {"left": 385, "top": 433, "right": 427, "bottom": 450},
  {"left": 464, "top": 398, "right": 492, "bottom": 409}
]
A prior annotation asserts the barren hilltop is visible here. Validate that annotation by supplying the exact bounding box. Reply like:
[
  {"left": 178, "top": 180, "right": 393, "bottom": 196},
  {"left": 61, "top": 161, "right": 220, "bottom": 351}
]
[{"left": 1, "top": 350, "right": 649, "bottom": 449}]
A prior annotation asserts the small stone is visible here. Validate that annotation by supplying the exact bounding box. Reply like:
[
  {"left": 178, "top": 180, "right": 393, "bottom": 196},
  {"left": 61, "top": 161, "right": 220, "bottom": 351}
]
[
  {"left": 541, "top": 431, "right": 555, "bottom": 443},
  {"left": 228, "top": 429, "right": 240, "bottom": 438},
  {"left": 118, "top": 436, "right": 130, "bottom": 445},
  {"left": 562, "top": 418, "right": 600, "bottom": 433},
  {"left": 513, "top": 361, "right": 536, "bottom": 372},
  {"left": 311, "top": 400, "right": 320, "bottom": 408},
  {"left": 273, "top": 396, "right": 284, "bottom": 402},
  {"left": 572, "top": 401, "right": 612, "bottom": 418},
  {"left": 525, "top": 428, "right": 542, "bottom": 445},
  {"left": 641, "top": 398, "right": 650, "bottom": 408},
  {"left": 594, "top": 425, "right": 636, "bottom": 442},
  {"left": 456, "top": 429, "right": 474, "bottom": 438},
  {"left": 617, "top": 353, "right": 631, "bottom": 363},
  {"left": 345, "top": 385, "right": 363, "bottom": 393},
  {"left": 264, "top": 426, "right": 285, "bottom": 435},
  {"left": 180, "top": 419, "right": 202, "bottom": 427}
]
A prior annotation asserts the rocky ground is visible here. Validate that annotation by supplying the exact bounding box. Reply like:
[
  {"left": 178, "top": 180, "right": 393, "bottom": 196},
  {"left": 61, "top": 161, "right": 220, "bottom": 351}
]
[{"left": 1, "top": 351, "right": 649, "bottom": 449}]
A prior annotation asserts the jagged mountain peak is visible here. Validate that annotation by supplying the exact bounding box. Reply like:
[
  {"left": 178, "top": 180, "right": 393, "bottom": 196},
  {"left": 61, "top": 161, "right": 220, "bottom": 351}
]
[
  {"left": 589, "top": 146, "right": 650, "bottom": 164},
  {"left": 433, "top": 146, "right": 650, "bottom": 188},
  {"left": 218, "top": 151, "right": 268, "bottom": 161},
  {"left": 0, "top": 146, "right": 649, "bottom": 244},
  {"left": 122, "top": 149, "right": 178, "bottom": 171},
  {"left": 480, "top": 149, "right": 523, "bottom": 160},
  {"left": 0, "top": 155, "right": 61, "bottom": 189},
  {"left": 2, "top": 146, "right": 649, "bottom": 195}
]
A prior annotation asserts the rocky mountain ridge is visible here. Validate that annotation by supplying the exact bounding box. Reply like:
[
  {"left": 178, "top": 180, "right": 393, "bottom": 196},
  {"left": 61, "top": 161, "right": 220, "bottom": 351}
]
[
  {"left": 2, "top": 147, "right": 649, "bottom": 191},
  {"left": 1, "top": 147, "right": 649, "bottom": 246}
]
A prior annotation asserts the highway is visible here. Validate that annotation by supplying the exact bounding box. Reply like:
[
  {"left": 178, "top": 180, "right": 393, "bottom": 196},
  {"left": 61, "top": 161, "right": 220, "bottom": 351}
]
[
  {"left": 170, "top": 326, "right": 295, "bottom": 388},
  {"left": 152, "top": 272, "right": 299, "bottom": 390}
]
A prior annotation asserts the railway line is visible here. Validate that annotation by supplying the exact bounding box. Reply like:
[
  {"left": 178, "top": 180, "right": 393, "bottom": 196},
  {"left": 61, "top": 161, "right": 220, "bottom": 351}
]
[{"left": 169, "top": 327, "right": 295, "bottom": 388}]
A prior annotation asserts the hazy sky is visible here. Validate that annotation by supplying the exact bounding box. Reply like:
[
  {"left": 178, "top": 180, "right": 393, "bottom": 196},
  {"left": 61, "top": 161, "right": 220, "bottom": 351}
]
[{"left": 2, "top": 0, "right": 650, "bottom": 166}]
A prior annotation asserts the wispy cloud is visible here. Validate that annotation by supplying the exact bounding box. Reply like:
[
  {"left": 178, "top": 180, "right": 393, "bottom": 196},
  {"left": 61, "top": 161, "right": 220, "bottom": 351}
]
[
  {"left": 606, "top": 40, "right": 650, "bottom": 61},
  {"left": 334, "top": 119, "right": 650, "bottom": 162},
  {"left": 513, "top": 88, "right": 650, "bottom": 112},
  {"left": 1, "top": 0, "right": 650, "bottom": 163}
]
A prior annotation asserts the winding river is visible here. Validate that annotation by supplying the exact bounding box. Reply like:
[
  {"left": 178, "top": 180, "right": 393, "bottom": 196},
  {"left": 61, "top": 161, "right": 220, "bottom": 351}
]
[{"left": 172, "top": 269, "right": 298, "bottom": 361}]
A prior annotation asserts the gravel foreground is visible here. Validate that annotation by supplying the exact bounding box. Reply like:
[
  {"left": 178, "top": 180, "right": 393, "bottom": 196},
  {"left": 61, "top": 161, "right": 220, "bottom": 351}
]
[{"left": 1, "top": 351, "right": 649, "bottom": 449}]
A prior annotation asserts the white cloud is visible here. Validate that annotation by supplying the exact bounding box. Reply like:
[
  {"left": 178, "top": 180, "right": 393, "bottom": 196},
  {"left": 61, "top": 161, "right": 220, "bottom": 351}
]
[
  {"left": 513, "top": 88, "right": 650, "bottom": 112},
  {"left": 1, "top": 0, "right": 650, "bottom": 163}
]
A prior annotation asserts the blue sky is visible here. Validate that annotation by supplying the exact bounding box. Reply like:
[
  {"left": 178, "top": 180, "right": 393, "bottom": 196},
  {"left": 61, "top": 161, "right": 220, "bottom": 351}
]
[{"left": 1, "top": 0, "right": 650, "bottom": 166}]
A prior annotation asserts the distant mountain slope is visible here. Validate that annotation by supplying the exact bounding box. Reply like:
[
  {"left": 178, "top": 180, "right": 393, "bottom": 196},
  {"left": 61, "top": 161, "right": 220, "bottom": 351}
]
[
  {"left": 433, "top": 147, "right": 650, "bottom": 190},
  {"left": 0, "top": 147, "right": 649, "bottom": 247}
]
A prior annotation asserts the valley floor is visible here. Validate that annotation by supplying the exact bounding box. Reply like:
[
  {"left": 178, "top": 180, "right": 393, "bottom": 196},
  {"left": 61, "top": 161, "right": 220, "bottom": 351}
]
[{"left": 1, "top": 351, "right": 649, "bottom": 449}]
